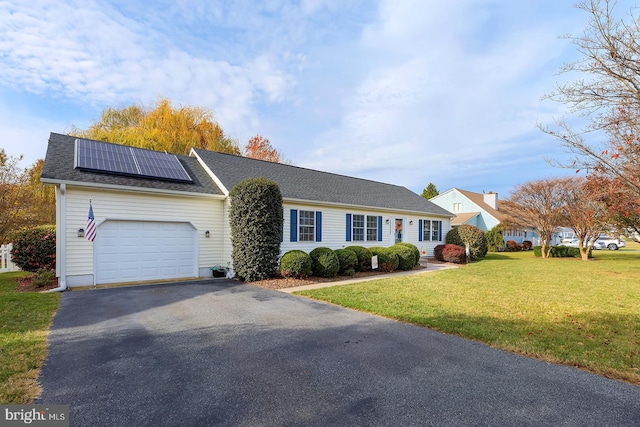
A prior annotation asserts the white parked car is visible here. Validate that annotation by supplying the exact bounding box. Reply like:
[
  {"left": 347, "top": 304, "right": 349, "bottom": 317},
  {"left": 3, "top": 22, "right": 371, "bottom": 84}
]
[
  {"left": 558, "top": 238, "right": 605, "bottom": 250},
  {"left": 596, "top": 236, "right": 626, "bottom": 250}
]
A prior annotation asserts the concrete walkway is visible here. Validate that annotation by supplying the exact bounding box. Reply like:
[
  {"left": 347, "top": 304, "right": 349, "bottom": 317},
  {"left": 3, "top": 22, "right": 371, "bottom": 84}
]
[{"left": 277, "top": 261, "right": 458, "bottom": 293}]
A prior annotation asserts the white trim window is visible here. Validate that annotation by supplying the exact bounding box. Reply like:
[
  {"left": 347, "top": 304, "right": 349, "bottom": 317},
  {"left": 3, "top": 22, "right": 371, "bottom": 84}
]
[
  {"left": 299, "top": 210, "right": 315, "bottom": 242},
  {"left": 353, "top": 214, "right": 365, "bottom": 241},
  {"left": 366, "top": 215, "right": 378, "bottom": 241},
  {"left": 347, "top": 214, "right": 382, "bottom": 242},
  {"left": 420, "top": 219, "right": 443, "bottom": 242}
]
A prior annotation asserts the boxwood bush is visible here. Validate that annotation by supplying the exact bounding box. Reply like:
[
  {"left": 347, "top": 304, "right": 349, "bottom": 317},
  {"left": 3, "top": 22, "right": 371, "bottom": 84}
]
[
  {"left": 345, "top": 245, "right": 372, "bottom": 271},
  {"left": 395, "top": 242, "right": 420, "bottom": 267},
  {"left": 229, "top": 178, "right": 283, "bottom": 282},
  {"left": 10, "top": 225, "right": 56, "bottom": 272},
  {"left": 279, "top": 250, "right": 313, "bottom": 279},
  {"left": 309, "top": 247, "right": 340, "bottom": 278},
  {"left": 369, "top": 246, "right": 399, "bottom": 272},
  {"left": 389, "top": 244, "right": 416, "bottom": 270},
  {"left": 335, "top": 248, "right": 357, "bottom": 275}
]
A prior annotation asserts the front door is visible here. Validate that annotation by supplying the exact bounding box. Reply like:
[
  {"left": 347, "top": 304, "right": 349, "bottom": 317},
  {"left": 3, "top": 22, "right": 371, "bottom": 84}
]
[{"left": 395, "top": 218, "right": 403, "bottom": 243}]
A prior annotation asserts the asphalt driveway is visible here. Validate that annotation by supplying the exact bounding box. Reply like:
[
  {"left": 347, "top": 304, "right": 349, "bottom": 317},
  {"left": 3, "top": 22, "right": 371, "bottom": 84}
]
[{"left": 37, "top": 280, "right": 640, "bottom": 426}]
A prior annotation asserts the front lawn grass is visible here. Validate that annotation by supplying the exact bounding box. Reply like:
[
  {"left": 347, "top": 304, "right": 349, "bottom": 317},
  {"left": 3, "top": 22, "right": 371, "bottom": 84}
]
[
  {"left": 0, "top": 272, "right": 60, "bottom": 403},
  {"left": 295, "top": 244, "right": 640, "bottom": 384}
]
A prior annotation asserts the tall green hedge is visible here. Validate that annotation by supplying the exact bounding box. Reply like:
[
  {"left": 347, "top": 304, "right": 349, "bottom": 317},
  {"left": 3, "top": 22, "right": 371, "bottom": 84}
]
[{"left": 229, "top": 178, "right": 283, "bottom": 282}]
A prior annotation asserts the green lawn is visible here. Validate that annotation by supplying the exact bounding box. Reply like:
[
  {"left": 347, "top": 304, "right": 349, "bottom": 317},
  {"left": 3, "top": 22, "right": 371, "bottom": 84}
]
[
  {"left": 295, "top": 242, "right": 640, "bottom": 384},
  {"left": 0, "top": 272, "right": 60, "bottom": 403}
]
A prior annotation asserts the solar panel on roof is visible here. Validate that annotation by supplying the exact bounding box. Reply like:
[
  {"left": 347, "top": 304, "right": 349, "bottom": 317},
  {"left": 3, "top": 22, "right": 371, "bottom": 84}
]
[
  {"left": 76, "top": 138, "right": 138, "bottom": 175},
  {"left": 74, "top": 139, "right": 192, "bottom": 183},
  {"left": 132, "top": 148, "right": 192, "bottom": 182}
]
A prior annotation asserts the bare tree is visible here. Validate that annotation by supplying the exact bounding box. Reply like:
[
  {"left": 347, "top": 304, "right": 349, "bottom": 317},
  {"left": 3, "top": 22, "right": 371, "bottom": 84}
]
[
  {"left": 502, "top": 178, "right": 570, "bottom": 258},
  {"left": 541, "top": 0, "right": 640, "bottom": 197}
]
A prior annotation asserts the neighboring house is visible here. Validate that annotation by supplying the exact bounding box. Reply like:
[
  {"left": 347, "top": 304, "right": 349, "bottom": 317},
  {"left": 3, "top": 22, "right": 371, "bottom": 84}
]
[
  {"left": 430, "top": 188, "right": 541, "bottom": 245},
  {"left": 41, "top": 133, "right": 452, "bottom": 288}
]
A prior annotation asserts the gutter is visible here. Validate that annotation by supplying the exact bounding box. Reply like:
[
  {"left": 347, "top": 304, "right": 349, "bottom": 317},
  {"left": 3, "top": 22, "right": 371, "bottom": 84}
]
[{"left": 48, "top": 183, "right": 67, "bottom": 293}]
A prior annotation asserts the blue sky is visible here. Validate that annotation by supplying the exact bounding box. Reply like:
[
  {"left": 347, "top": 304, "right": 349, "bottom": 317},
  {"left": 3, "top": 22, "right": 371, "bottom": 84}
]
[{"left": 1, "top": 0, "right": 630, "bottom": 197}]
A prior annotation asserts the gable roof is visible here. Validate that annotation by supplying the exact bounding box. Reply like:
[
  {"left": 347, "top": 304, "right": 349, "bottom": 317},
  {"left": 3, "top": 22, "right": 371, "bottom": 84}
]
[
  {"left": 451, "top": 212, "right": 481, "bottom": 226},
  {"left": 192, "top": 148, "right": 451, "bottom": 215},
  {"left": 451, "top": 188, "right": 506, "bottom": 222},
  {"left": 41, "top": 133, "right": 224, "bottom": 196}
]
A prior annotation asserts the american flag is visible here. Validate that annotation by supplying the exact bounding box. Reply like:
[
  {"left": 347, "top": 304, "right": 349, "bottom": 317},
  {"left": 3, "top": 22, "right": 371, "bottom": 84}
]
[{"left": 86, "top": 202, "right": 96, "bottom": 242}]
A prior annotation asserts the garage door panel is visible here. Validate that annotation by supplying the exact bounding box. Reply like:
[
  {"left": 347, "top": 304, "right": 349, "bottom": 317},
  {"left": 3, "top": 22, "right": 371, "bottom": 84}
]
[{"left": 95, "top": 220, "right": 197, "bottom": 284}]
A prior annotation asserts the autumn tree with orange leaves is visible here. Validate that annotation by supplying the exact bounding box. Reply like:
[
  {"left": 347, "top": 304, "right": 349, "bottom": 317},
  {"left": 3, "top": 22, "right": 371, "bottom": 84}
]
[{"left": 244, "top": 134, "right": 281, "bottom": 163}]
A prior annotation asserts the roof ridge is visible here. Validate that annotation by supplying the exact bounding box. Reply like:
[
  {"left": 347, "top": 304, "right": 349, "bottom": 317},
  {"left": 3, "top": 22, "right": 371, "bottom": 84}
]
[{"left": 192, "top": 148, "right": 410, "bottom": 190}]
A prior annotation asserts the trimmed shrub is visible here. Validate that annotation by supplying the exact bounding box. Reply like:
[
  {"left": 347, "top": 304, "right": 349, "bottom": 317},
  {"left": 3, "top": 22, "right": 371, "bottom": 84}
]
[
  {"left": 486, "top": 225, "right": 505, "bottom": 252},
  {"left": 390, "top": 244, "right": 416, "bottom": 270},
  {"left": 345, "top": 245, "right": 372, "bottom": 272},
  {"left": 309, "top": 247, "right": 340, "bottom": 278},
  {"left": 369, "top": 246, "right": 399, "bottom": 272},
  {"left": 335, "top": 248, "right": 358, "bottom": 275},
  {"left": 522, "top": 240, "right": 533, "bottom": 250},
  {"left": 279, "top": 250, "right": 313, "bottom": 279},
  {"left": 506, "top": 240, "right": 523, "bottom": 251},
  {"left": 446, "top": 224, "right": 488, "bottom": 261},
  {"left": 229, "top": 178, "right": 283, "bottom": 282},
  {"left": 395, "top": 242, "right": 421, "bottom": 267},
  {"left": 10, "top": 225, "right": 56, "bottom": 272},
  {"left": 533, "top": 246, "right": 592, "bottom": 259},
  {"left": 434, "top": 244, "right": 467, "bottom": 264}
]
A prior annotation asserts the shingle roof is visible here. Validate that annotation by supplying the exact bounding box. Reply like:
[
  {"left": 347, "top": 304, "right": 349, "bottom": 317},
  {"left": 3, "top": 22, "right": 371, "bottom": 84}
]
[
  {"left": 41, "top": 133, "right": 451, "bottom": 216},
  {"left": 41, "top": 133, "right": 223, "bottom": 195},
  {"left": 451, "top": 212, "right": 481, "bottom": 226},
  {"left": 192, "top": 148, "right": 452, "bottom": 216}
]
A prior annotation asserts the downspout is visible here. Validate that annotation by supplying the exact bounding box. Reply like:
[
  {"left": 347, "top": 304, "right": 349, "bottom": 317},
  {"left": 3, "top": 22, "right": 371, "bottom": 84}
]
[{"left": 49, "top": 183, "right": 67, "bottom": 292}]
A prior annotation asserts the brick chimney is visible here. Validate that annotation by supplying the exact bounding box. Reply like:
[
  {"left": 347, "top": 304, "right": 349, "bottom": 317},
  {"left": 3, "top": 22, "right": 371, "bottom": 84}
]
[{"left": 483, "top": 192, "right": 498, "bottom": 210}]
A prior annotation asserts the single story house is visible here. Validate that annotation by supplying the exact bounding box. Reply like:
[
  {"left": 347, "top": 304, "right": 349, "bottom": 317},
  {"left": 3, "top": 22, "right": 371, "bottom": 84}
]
[
  {"left": 430, "top": 188, "right": 542, "bottom": 245},
  {"left": 41, "top": 133, "right": 453, "bottom": 288}
]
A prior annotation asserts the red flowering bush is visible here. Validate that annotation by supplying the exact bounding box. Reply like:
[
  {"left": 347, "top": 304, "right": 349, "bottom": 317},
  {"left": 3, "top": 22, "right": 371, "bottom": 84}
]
[
  {"left": 10, "top": 225, "right": 56, "bottom": 272},
  {"left": 434, "top": 244, "right": 467, "bottom": 264}
]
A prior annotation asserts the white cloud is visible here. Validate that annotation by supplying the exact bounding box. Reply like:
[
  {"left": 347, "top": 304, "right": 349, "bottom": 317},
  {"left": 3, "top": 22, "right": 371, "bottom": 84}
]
[
  {"left": 298, "top": 0, "right": 584, "bottom": 194},
  {"left": 0, "top": 0, "right": 297, "bottom": 146}
]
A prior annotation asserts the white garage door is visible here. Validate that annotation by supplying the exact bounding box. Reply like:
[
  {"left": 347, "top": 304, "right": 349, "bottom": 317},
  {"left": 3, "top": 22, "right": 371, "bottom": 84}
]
[{"left": 95, "top": 220, "right": 197, "bottom": 284}]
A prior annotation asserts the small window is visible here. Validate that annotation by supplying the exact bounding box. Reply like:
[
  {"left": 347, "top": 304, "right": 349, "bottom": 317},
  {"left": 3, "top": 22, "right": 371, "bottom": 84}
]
[
  {"left": 353, "top": 214, "right": 365, "bottom": 241},
  {"left": 431, "top": 220, "right": 440, "bottom": 241},
  {"left": 299, "top": 210, "right": 315, "bottom": 242},
  {"left": 453, "top": 202, "right": 462, "bottom": 212},
  {"left": 366, "top": 215, "right": 378, "bottom": 241}
]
